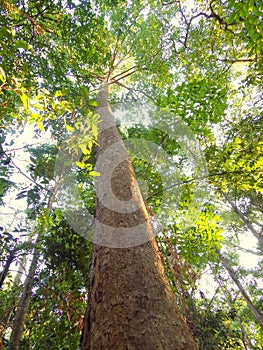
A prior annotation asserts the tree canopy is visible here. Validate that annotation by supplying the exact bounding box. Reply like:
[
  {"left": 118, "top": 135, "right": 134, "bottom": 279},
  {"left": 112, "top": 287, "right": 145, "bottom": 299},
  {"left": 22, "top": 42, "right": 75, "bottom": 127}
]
[{"left": 0, "top": 0, "right": 263, "bottom": 349}]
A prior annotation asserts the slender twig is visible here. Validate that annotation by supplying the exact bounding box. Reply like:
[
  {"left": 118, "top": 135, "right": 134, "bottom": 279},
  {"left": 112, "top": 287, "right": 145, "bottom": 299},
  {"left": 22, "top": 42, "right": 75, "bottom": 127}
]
[
  {"left": 216, "top": 58, "right": 254, "bottom": 63},
  {"left": 147, "top": 170, "right": 246, "bottom": 199},
  {"left": 109, "top": 69, "right": 136, "bottom": 85},
  {"left": 107, "top": 35, "right": 120, "bottom": 82},
  {"left": 11, "top": 159, "right": 45, "bottom": 189},
  {"left": 111, "top": 66, "right": 137, "bottom": 81}
]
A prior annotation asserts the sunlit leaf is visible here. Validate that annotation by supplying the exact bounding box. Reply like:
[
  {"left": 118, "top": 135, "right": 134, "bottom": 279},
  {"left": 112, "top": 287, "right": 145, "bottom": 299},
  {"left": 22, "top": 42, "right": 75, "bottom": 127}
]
[
  {"left": 36, "top": 121, "right": 45, "bottom": 132},
  {"left": 76, "top": 161, "right": 86, "bottom": 168},
  {"left": 14, "top": 40, "right": 30, "bottom": 50},
  {"left": 0, "top": 67, "right": 6, "bottom": 82},
  {"left": 20, "top": 93, "right": 29, "bottom": 110},
  {"left": 88, "top": 99, "right": 99, "bottom": 107},
  {"left": 89, "top": 170, "right": 100, "bottom": 177},
  {"left": 66, "top": 124, "right": 74, "bottom": 132}
]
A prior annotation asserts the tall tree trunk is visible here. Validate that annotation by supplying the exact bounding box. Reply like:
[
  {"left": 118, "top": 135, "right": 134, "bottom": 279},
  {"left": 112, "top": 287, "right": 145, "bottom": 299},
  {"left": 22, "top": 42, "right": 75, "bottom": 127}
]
[
  {"left": 9, "top": 247, "right": 39, "bottom": 350},
  {"left": 213, "top": 274, "right": 254, "bottom": 350},
  {"left": 217, "top": 249, "right": 263, "bottom": 331},
  {"left": 220, "top": 190, "right": 263, "bottom": 246},
  {"left": 0, "top": 248, "right": 15, "bottom": 289},
  {"left": 9, "top": 186, "right": 57, "bottom": 350},
  {"left": 1, "top": 255, "right": 26, "bottom": 346},
  {"left": 224, "top": 291, "right": 253, "bottom": 350},
  {"left": 13, "top": 255, "right": 27, "bottom": 286},
  {"left": 81, "top": 81, "right": 198, "bottom": 350}
]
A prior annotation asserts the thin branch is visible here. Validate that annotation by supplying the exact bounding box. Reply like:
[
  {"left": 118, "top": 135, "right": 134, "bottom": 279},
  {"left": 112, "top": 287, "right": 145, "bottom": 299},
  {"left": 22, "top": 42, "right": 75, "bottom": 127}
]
[
  {"left": 229, "top": 243, "right": 262, "bottom": 256},
  {"left": 207, "top": 284, "right": 222, "bottom": 308},
  {"left": 216, "top": 58, "right": 254, "bottom": 63},
  {"left": 5, "top": 139, "right": 53, "bottom": 153},
  {"left": 111, "top": 66, "right": 137, "bottom": 82},
  {"left": 10, "top": 159, "right": 45, "bottom": 190},
  {"left": 177, "top": 0, "right": 238, "bottom": 49},
  {"left": 209, "top": 0, "right": 238, "bottom": 33},
  {"left": 113, "top": 52, "right": 134, "bottom": 70},
  {"left": 219, "top": 190, "right": 263, "bottom": 246},
  {"left": 163, "top": 1, "right": 180, "bottom": 5},
  {"left": 178, "top": 1, "right": 188, "bottom": 27},
  {"left": 107, "top": 35, "right": 120, "bottom": 82},
  {"left": 47, "top": 182, "right": 59, "bottom": 214},
  {"left": 109, "top": 78, "right": 140, "bottom": 100},
  {"left": 147, "top": 170, "right": 245, "bottom": 199},
  {"left": 109, "top": 69, "right": 136, "bottom": 85}
]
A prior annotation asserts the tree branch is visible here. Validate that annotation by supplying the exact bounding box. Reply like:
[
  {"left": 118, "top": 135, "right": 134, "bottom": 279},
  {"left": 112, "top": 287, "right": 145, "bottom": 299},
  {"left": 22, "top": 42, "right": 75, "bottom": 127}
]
[
  {"left": 2, "top": 0, "right": 45, "bottom": 35},
  {"left": 219, "top": 190, "right": 263, "bottom": 246}
]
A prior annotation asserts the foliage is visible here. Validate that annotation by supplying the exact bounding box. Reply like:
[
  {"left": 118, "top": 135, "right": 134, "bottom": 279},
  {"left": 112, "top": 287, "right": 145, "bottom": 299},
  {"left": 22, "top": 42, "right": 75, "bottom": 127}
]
[
  {"left": 0, "top": 130, "right": 15, "bottom": 203},
  {"left": 0, "top": 0, "right": 263, "bottom": 348},
  {"left": 196, "top": 306, "right": 244, "bottom": 350},
  {"left": 22, "top": 211, "right": 92, "bottom": 349}
]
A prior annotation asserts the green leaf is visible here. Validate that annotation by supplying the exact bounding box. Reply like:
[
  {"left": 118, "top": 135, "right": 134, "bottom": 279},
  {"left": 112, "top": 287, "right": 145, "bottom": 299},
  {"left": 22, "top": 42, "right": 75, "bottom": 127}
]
[
  {"left": 55, "top": 89, "right": 70, "bottom": 97},
  {"left": 89, "top": 170, "right": 100, "bottom": 177},
  {"left": 80, "top": 87, "right": 88, "bottom": 98},
  {"left": 30, "top": 113, "right": 42, "bottom": 120},
  {"left": 88, "top": 99, "right": 99, "bottom": 107},
  {"left": 92, "top": 123, "right": 98, "bottom": 138},
  {"left": 66, "top": 124, "right": 74, "bottom": 132},
  {"left": 55, "top": 90, "right": 63, "bottom": 97},
  {"left": 35, "top": 95, "right": 45, "bottom": 101},
  {"left": 79, "top": 144, "right": 90, "bottom": 155},
  {"left": 76, "top": 161, "right": 86, "bottom": 169},
  {"left": 36, "top": 120, "right": 45, "bottom": 132},
  {"left": 0, "top": 67, "right": 6, "bottom": 82},
  {"left": 20, "top": 93, "right": 29, "bottom": 110},
  {"left": 32, "top": 103, "right": 45, "bottom": 110},
  {"left": 14, "top": 40, "right": 30, "bottom": 50}
]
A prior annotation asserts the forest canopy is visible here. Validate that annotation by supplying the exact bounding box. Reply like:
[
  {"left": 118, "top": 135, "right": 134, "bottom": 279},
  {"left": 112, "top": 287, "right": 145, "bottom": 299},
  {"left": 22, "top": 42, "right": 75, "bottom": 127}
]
[{"left": 0, "top": 0, "right": 263, "bottom": 349}]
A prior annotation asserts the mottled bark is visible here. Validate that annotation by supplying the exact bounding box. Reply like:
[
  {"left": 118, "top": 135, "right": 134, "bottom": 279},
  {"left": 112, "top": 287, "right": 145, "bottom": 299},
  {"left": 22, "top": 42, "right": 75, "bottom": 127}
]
[{"left": 81, "top": 81, "right": 198, "bottom": 350}]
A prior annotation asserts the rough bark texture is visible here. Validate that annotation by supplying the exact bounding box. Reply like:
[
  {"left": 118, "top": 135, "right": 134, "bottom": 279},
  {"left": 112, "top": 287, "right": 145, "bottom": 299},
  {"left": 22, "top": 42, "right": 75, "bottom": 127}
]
[{"left": 81, "top": 81, "right": 198, "bottom": 350}]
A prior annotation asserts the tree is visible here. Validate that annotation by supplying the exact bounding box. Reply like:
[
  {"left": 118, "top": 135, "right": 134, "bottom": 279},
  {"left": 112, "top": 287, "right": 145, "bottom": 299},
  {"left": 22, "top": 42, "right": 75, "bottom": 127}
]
[
  {"left": 216, "top": 249, "right": 263, "bottom": 331},
  {"left": 80, "top": 81, "right": 198, "bottom": 349},
  {"left": 9, "top": 242, "right": 39, "bottom": 350},
  {"left": 1, "top": 0, "right": 263, "bottom": 348}
]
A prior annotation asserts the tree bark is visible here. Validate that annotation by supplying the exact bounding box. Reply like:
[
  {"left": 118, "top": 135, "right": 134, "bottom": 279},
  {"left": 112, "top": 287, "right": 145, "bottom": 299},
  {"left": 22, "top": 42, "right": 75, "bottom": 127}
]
[
  {"left": 217, "top": 249, "right": 263, "bottom": 331},
  {"left": 9, "top": 247, "right": 39, "bottom": 350},
  {"left": 9, "top": 187, "right": 57, "bottom": 350},
  {"left": 81, "top": 81, "right": 198, "bottom": 350},
  {"left": 213, "top": 274, "right": 254, "bottom": 350},
  {"left": 0, "top": 248, "right": 16, "bottom": 289},
  {"left": 0, "top": 255, "right": 27, "bottom": 347},
  {"left": 224, "top": 291, "right": 253, "bottom": 350}
]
